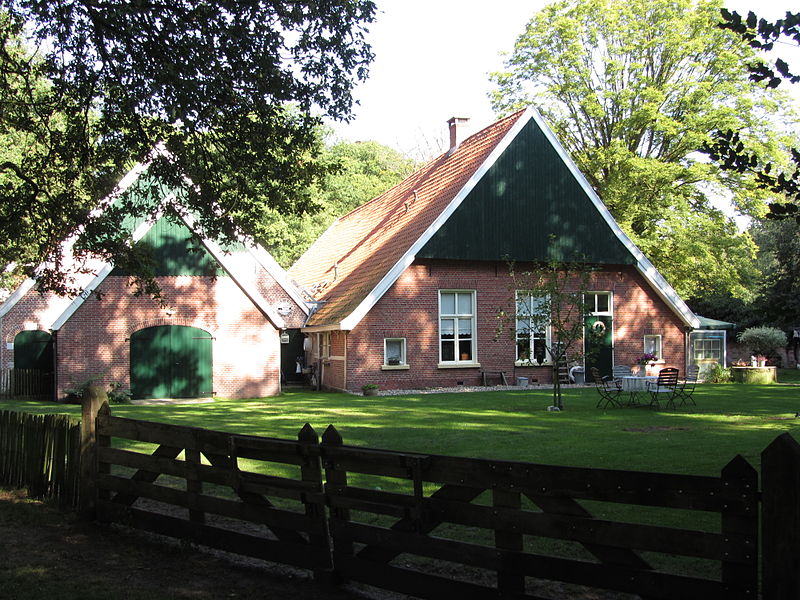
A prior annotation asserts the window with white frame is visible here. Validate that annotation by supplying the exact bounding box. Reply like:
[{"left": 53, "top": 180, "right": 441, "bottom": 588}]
[
  {"left": 439, "top": 290, "right": 476, "bottom": 363},
  {"left": 644, "top": 334, "right": 662, "bottom": 360},
  {"left": 516, "top": 293, "right": 551, "bottom": 365},
  {"left": 384, "top": 338, "right": 406, "bottom": 366},
  {"left": 584, "top": 292, "right": 612, "bottom": 315},
  {"left": 320, "top": 332, "right": 331, "bottom": 359}
]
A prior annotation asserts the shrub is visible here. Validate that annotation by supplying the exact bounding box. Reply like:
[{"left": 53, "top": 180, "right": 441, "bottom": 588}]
[
  {"left": 107, "top": 382, "right": 132, "bottom": 404},
  {"left": 705, "top": 362, "right": 731, "bottom": 383},
  {"left": 64, "top": 375, "right": 131, "bottom": 404},
  {"left": 737, "top": 327, "right": 787, "bottom": 357}
]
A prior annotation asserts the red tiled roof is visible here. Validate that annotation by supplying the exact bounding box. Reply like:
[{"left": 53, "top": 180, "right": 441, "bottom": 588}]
[{"left": 289, "top": 110, "right": 526, "bottom": 328}]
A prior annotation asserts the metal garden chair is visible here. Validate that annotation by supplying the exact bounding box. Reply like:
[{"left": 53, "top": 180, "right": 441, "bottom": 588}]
[
  {"left": 591, "top": 367, "right": 622, "bottom": 409},
  {"left": 674, "top": 364, "right": 699, "bottom": 407},
  {"left": 612, "top": 365, "right": 632, "bottom": 390},
  {"left": 646, "top": 367, "right": 679, "bottom": 409}
]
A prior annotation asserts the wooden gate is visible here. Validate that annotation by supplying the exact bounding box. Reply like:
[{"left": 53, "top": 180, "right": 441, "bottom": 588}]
[{"left": 93, "top": 406, "right": 331, "bottom": 574}]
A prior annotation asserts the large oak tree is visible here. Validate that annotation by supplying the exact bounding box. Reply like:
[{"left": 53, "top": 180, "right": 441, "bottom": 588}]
[
  {"left": 490, "top": 0, "right": 794, "bottom": 300},
  {"left": 0, "top": 1, "right": 375, "bottom": 294}
]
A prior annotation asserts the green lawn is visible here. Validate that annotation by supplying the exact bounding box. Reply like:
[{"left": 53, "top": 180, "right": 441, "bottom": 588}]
[
  {"left": 2, "top": 376, "right": 798, "bottom": 477},
  {"left": 3, "top": 378, "right": 798, "bottom": 585}
]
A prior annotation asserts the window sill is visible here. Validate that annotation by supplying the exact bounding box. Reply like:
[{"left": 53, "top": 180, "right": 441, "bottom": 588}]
[
  {"left": 381, "top": 364, "right": 410, "bottom": 370},
  {"left": 515, "top": 361, "right": 552, "bottom": 367},
  {"left": 437, "top": 362, "right": 481, "bottom": 369}
]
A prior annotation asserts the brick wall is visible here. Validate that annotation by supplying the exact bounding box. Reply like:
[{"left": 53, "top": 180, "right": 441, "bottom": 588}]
[
  {"left": 338, "top": 259, "right": 688, "bottom": 392},
  {"left": 1, "top": 266, "right": 306, "bottom": 399}
]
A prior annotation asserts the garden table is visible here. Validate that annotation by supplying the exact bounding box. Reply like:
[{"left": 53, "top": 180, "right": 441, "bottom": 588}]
[{"left": 620, "top": 375, "right": 657, "bottom": 406}]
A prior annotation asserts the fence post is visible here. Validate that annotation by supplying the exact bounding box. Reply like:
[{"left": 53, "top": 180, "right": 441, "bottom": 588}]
[
  {"left": 761, "top": 432, "right": 800, "bottom": 600},
  {"left": 720, "top": 454, "right": 758, "bottom": 599},
  {"left": 79, "top": 385, "right": 107, "bottom": 520},
  {"left": 321, "top": 424, "right": 352, "bottom": 581},
  {"left": 298, "top": 423, "right": 332, "bottom": 581},
  {"left": 493, "top": 485, "right": 524, "bottom": 595}
]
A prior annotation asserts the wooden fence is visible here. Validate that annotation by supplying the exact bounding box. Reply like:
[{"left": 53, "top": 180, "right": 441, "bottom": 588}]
[
  {"left": 320, "top": 427, "right": 759, "bottom": 600},
  {"left": 0, "top": 410, "right": 81, "bottom": 507},
  {"left": 3, "top": 394, "right": 798, "bottom": 599},
  {"left": 0, "top": 368, "right": 54, "bottom": 399},
  {"left": 89, "top": 400, "right": 332, "bottom": 575}
]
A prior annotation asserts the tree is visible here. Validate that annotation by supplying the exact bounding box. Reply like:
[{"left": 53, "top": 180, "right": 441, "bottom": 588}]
[
  {"left": 0, "top": 1, "right": 375, "bottom": 295},
  {"left": 489, "top": 0, "right": 791, "bottom": 300},
  {"left": 261, "top": 139, "right": 416, "bottom": 267},
  {"left": 706, "top": 10, "right": 800, "bottom": 221},
  {"left": 749, "top": 217, "right": 800, "bottom": 329},
  {"left": 497, "top": 260, "right": 594, "bottom": 411}
]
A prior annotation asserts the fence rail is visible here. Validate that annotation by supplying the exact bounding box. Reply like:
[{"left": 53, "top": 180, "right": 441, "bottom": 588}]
[
  {"left": 320, "top": 428, "right": 758, "bottom": 600},
  {"left": 1, "top": 394, "right": 798, "bottom": 599}
]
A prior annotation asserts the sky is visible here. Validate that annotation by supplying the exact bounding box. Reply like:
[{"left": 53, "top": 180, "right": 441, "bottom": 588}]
[{"left": 328, "top": 0, "right": 800, "bottom": 159}]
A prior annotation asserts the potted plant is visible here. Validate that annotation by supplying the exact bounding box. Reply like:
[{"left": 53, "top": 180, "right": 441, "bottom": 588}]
[
  {"left": 634, "top": 353, "right": 658, "bottom": 376},
  {"left": 361, "top": 383, "right": 379, "bottom": 396}
]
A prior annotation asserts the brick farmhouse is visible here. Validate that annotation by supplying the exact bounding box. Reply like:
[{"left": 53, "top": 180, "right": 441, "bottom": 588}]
[
  {"left": 289, "top": 108, "right": 699, "bottom": 392},
  {"left": 1, "top": 108, "right": 701, "bottom": 398}
]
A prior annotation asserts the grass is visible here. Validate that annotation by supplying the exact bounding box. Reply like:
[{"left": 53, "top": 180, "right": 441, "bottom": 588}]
[
  {"left": 3, "top": 377, "right": 798, "bottom": 588},
  {"left": 2, "top": 375, "right": 798, "bottom": 476}
]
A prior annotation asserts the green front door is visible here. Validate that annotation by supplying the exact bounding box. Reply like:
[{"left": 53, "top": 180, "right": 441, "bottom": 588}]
[
  {"left": 130, "top": 325, "right": 212, "bottom": 399},
  {"left": 585, "top": 315, "right": 613, "bottom": 378}
]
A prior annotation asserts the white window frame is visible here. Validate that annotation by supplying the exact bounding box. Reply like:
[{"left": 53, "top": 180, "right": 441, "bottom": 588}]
[
  {"left": 320, "top": 332, "right": 331, "bottom": 359},
  {"left": 585, "top": 291, "right": 613, "bottom": 316},
  {"left": 515, "top": 292, "right": 552, "bottom": 366},
  {"left": 438, "top": 290, "right": 477, "bottom": 365},
  {"left": 644, "top": 334, "right": 663, "bottom": 360},
  {"left": 383, "top": 338, "right": 408, "bottom": 369}
]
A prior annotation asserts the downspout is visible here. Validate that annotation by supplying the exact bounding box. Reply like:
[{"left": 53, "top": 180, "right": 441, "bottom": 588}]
[
  {"left": 317, "top": 332, "right": 323, "bottom": 391},
  {"left": 343, "top": 331, "right": 347, "bottom": 391},
  {"left": 51, "top": 330, "right": 58, "bottom": 403}
]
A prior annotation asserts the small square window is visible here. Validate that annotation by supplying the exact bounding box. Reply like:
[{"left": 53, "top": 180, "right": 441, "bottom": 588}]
[
  {"left": 644, "top": 334, "right": 662, "bottom": 360},
  {"left": 384, "top": 338, "right": 406, "bottom": 366}
]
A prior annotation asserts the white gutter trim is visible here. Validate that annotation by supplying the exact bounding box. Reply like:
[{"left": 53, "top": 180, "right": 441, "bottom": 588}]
[
  {"left": 337, "top": 109, "right": 536, "bottom": 331},
  {"left": 0, "top": 279, "right": 36, "bottom": 319},
  {"left": 248, "top": 245, "right": 310, "bottom": 315},
  {"left": 528, "top": 109, "right": 699, "bottom": 329},
  {"left": 0, "top": 155, "right": 153, "bottom": 320},
  {"left": 50, "top": 215, "right": 162, "bottom": 330},
  {"left": 301, "top": 323, "right": 344, "bottom": 333},
  {"left": 179, "top": 214, "right": 286, "bottom": 329}
]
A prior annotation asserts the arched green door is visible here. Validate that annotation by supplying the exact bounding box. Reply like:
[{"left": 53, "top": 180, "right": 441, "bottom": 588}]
[
  {"left": 14, "top": 330, "right": 54, "bottom": 370},
  {"left": 12, "top": 330, "right": 55, "bottom": 397},
  {"left": 130, "top": 326, "right": 212, "bottom": 399}
]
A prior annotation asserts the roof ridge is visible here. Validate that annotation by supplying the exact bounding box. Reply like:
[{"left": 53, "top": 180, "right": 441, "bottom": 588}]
[{"left": 332, "top": 110, "right": 527, "bottom": 225}]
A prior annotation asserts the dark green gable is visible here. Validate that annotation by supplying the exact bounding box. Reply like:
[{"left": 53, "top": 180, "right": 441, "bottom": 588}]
[
  {"left": 418, "top": 118, "right": 635, "bottom": 264},
  {"left": 112, "top": 214, "right": 226, "bottom": 277}
]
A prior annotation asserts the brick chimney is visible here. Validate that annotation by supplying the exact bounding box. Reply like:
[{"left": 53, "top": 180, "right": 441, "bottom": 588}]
[{"left": 447, "top": 116, "right": 470, "bottom": 155}]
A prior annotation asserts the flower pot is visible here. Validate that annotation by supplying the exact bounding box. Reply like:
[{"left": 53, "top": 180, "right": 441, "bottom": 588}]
[{"left": 363, "top": 388, "right": 378, "bottom": 396}]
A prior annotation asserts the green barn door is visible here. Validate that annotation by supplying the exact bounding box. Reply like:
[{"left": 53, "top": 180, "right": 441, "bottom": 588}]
[
  {"left": 13, "top": 330, "right": 55, "bottom": 397},
  {"left": 130, "top": 326, "right": 212, "bottom": 399},
  {"left": 14, "top": 330, "right": 54, "bottom": 371}
]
